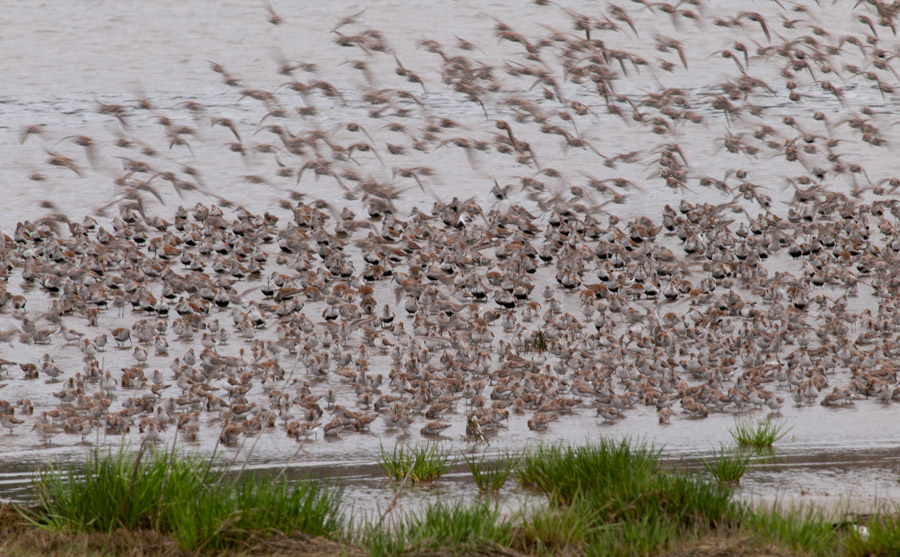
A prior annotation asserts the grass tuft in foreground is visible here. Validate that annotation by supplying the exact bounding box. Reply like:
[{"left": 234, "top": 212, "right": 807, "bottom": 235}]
[
  {"left": 379, "top": 441, "right": 453, "bottom": 484},
  {"left": 516, "top": 499, "right": 595, "bottom": 554},
  {"left": 729, "top": 417, "right": 791, "bottom": 450},
  {"left": 702, "top": 445, "right": 751, "bottom": 485},
  {"left": 11, "top": 439, "right": 882, "bottom": 557},
  {"left": 512, "top": 440, "right": 738, "bottom": 555},
  {"left": 29, "top": 445, "right": 342, "bottom": 551},
  {"left": 463, "top": 451, "right": 515, "bottom": 494},
  {"left": 361, "top": 498, "right": 514, "bottom": 557},
  {"left": 743, "top": 505, "right": 841, "bottom": 556}
]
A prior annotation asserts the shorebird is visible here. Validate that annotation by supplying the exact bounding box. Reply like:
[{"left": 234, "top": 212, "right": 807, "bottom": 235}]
[
  {"left": 527, "top": 412, "right": 557, "bottom": 431},
  {"left": 19, "top": 364, "right": 38, "bottom": 380},
  {"left": 58, "top": 326, "right": 84, "bottom": 345},
  {"left": 322, "top": 416, "right": 346, "bottom": 437},
  {"left": 219, "top": 422, "right": 243, "bottom": 446},
  {"left": 383, "top": 411, "right": 413, "bottom": 430},
  {"left": 657, "top": 408, "right": 673, "bottom": 424},
  {"left": 111, "top": 327, "right": 132, "bottom": 347},
  {"left": 420, "top": 421, "right": 451, "bottom": 436},
  {"left": 41, "top": 362, "right": 64, "bottom": 382},
  {"left": 32, "top": 423, "right": 62, "bottom": 445},
  {"left": 0, "top": 413, "right": 24, "bottom": 434}
]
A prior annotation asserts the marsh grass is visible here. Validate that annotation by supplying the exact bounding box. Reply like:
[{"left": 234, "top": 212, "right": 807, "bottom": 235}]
[
  {"left": 361, "top": 498, "right": 514, "bottom": 557},
  {"left": 514, "top": 439, "right": 661, "bottom": 504},
  {"left": 28, "top": 445, "right": 342, "bottom": 551},
  {"left": 511, "top": 440, "right": 738, "bottom": 555},
  {"left": 379, "top": 441, "right": 453, "bottom": 484},
  {"left": 517, "top": 500, "right": 595, "bottom": 554},
  {"left": 744, "top": 505, "right": 842, "bottom": 556},
  {"left": 32, "top": 444, "right": 177, "bottom": 533},
  {"left": 591, "top": 511, "right": 684, "bottom": 557},
  {"left": 13, "top": 439, "right": 889, "bottom": 557},
  {"left": 463, "top": 451, "right": 515, "bottom": 494},
  {"left": 729, "top": 417, "right": 791, "bottom": 450},
  {"left": 701, "top": 445, "right": 751, "bottom": 485}
]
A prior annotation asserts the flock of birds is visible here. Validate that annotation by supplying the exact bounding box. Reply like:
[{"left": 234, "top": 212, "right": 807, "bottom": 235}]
[{"left": 5, "top": 0, "right": 900, "bottom": 454}]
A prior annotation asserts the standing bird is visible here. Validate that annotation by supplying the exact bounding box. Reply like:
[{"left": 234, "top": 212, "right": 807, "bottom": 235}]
[{"left": 420, "top": 421, "right": 451, "bottom": 436}]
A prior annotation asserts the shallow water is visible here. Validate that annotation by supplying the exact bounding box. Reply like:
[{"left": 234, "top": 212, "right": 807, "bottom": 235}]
[{"left": 2, "top": 0, "right": 900, "bottom": 511}]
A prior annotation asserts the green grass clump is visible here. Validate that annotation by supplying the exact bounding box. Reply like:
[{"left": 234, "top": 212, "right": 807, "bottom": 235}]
[
  {"left": 514, "top": 440, "right": 661, "bottom": 504},
  {"left": 729, "top": 417, "right": 791, "bottom": 450},
  {"left": 21, "top": 439, "right": 886, "bottom": 557},
  {"left": 463, "top": 452, "right": 515, "bottom": 494},
  {"left": 379, "top": 441, "right": 453, "bottom": 484},
  {"left": 33, "top": 444, "right": 174, "bottom": 533},
  {"left": 168, "top": 473, "right": 342, "bottom": 550},
  {"left": 517, "top": 500, "right": 595, "bottom": 554},
  {"left": 594, "top": 510, "right": 684, "bottom": 556},
  {"left": 29, "top": 445, "right": 342, "bottom": 551},
  {"left": 743, "top": 505, "right": 841, "bottom": 555},
  {"left": 702, "top": 445, "right": 751, "bottom": 485},
  {"left": 362, "top": 498, "right": 514, "bottom": 557},
  {"left": 512, "top": 440, "right": 738, "bottom": 555}
]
